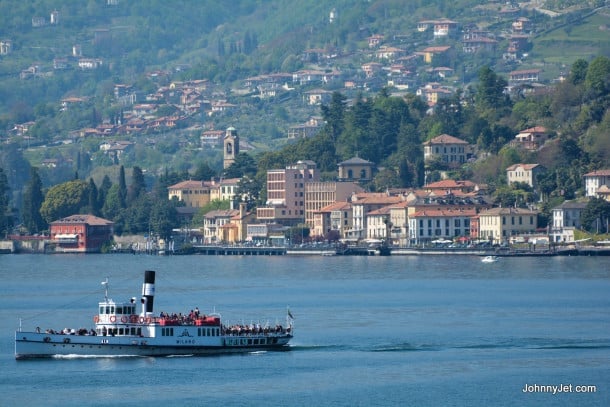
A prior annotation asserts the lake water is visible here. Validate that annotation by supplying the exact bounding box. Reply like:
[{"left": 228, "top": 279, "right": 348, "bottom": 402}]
[{"left": 1, "top": 254, "right": 609, "bottom": 406}]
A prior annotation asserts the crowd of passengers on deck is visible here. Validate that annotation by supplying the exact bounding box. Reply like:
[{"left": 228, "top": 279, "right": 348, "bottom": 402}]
[
  {"left": 223, "top": 323, "right": 290, "bottom": 336},
  {"left": 41, "top": 327, "right": 96, "bottom": 336}
]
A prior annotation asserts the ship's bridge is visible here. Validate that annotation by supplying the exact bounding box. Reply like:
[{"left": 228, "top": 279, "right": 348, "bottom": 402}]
[{"left": 98, "top": 300, "right": 137, "bottom": 322}]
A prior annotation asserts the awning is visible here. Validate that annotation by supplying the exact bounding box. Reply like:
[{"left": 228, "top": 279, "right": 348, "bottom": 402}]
[{"left": 55, "top": 234, "right": 78, "bottom": 239}]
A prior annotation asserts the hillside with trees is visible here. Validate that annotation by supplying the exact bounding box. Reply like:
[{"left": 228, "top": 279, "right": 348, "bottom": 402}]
[{"left": 1, "top": 1, "right": 609, "bottom": 238}]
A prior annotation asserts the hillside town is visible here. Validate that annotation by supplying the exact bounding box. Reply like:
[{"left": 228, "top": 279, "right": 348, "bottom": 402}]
[
  {"left": 1, "top": 2, "right": 610, "bottom": 254},
  {"left": 6, "top": 127, "right": 608, "bottom": 255},
  {"left": 2, "top": 3, "right": 584, "bottom": 149}
]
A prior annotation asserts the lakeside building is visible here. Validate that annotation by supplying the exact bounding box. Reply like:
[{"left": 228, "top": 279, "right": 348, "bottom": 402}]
[
  {"left": 312, "top": 201, "right": 354, "bottom": 239},
  {"left": 347, "top": 193, "right": 404, "bottom": 241},
  {"left": 168, "top": 180, "right": 212, "bottom": 208},
  {"left": 550, "top": 201, "right": 588, "bottom": 243},
  {"left": 49, "top": 215, "right": 113, "bottom": 253},
  {"left": 478, "top": 207, "right": 538, "bottom": 245},
  {"left": 256, "top": 160, "right": 319, "bottom": 226},
  {"left": 407, "top": 208, "right": 476, "bottom": 246},
  {"left": 304, "top": 181, "right": 363, "bottom": 232}
]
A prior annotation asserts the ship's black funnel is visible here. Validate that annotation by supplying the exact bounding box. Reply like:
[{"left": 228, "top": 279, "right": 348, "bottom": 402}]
[{"left": 141, "top": 270, "right": 156, "bottom": 315}]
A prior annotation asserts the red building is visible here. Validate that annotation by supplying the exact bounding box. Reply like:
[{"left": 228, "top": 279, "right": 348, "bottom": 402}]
[{"left": 50, "top": 214, "right": 114, "bottom": 253}]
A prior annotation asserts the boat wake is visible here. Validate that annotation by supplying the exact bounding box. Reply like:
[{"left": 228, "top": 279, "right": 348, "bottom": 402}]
[
  {"left": 303, "top": 338, "right": 610, "bottom": 354},
  {"left": 51, "top": 354, "right": 145, "bottom": 360}
]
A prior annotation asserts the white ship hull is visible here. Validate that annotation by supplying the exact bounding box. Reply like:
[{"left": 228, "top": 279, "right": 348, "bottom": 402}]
[
  {"left": 15, "top": 331, "right": 292, "bottom": 359},
  {"left": 15, "top": 270, "right": 293, "bottom": 360}
]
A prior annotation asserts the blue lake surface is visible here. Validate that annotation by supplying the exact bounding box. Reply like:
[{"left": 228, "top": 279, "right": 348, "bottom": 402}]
[{"left": 1, "top": 254, "right": 609, "bottom": 406}]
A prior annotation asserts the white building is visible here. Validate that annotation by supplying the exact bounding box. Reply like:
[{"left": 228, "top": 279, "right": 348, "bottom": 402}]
[
  {"left": 583, "top": 170, "right": 610, "bottom": 198},
  {"left": 550, "top": 201, "right": 587, "bottom": 243}
]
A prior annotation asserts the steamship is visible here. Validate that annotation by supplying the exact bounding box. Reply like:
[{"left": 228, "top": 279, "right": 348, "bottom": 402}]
[{"left": 15, "top": 270, "right": 293, "bottom": 359}]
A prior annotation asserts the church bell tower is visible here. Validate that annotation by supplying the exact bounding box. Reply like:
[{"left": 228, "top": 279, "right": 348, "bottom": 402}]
[{"left": 223, "top": 126, "right": 239, "bottom": 169}]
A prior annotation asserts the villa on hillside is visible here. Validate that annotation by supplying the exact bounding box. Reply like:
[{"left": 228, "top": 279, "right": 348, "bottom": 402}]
[
  {"left": 423, "top": 134, "right": 474, "bottom": 167},
  {"left": 512, "top": 126, "right": 550, "bottom": 150},
  {"left": 506, "top": 163, "right": 546, "bottom": 189},
  {"left": 583, "top": 169, "right": 610, "bottom": 199}
]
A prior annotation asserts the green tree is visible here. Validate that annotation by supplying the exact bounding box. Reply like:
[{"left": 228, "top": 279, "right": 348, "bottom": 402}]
[
  {"left": 235, "top": 175, "right": 263, "bottom": 211},
  {"left": 40, "top": 180, "right": 90, "bottom": 223},
  {"left": 122, "top": 194, "right": 152, "bottom": 234},
  {"left": 118, "top": 165, "right": 127, "bottom": 209},
  {"left": 98, "top": 175, "right": 112, "bottom": 212},
  {"left": 149, "top": 198, "right": 178, "bottom": 239},
  {"left": 475, "top": 66, "right": 511, "bottom": 119},
  {"left": 127, "top": 166, "right": 146, "bottom": 204},
  {"left": 569, "top": 59, "right": 588, "bottom": 85},
  {"left": 192, "top": 162, "right": 216, "bottom": 181},
  {"left": 321, "top": 92, "right": 347, "bottom": 142},
  {"left": 584, "top": 56, "right": 610, "bottom": 98},
  {"left": 86, "top": 178, "right": 100, "bottom": 216},
  {"left": 581, "top": 198, "right": 610, "bottom": 233},
  {"left": 21, "top": 167, "right": 47, "bottom": 233},
  {"left": 0, "top": 167, "right": 11, "bottom": 236},
  {"left": 223, "top": 153, "right": 258, "bottom": 178},
  {"left": 102, "top": 184, "right": 124, "bottom": 222}
]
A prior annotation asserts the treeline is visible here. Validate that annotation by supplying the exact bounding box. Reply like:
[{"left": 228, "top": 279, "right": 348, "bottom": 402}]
[
  {"left": 2, "top": 58, "right": 610, "bottom": 237},
  {"left": 3, "top": 164, "right": 185, "bottom": 239}
]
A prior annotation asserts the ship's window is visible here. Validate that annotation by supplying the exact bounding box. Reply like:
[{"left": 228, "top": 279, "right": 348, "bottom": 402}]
[
  {"left": 116, "top": 307, "right": 123, "bottom": 315},
  {"left": 99, "top": 306, "right": 104, "bottom": 314}
]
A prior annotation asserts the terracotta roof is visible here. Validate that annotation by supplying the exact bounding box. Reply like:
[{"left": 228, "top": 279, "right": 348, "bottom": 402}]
[
  {"left": 168, "top": 180, "right": 211, "bottom": 189},
  {"left": 423, "top": 134, "right": 468, "bottom": 145},
  {"left": 410, "top": 208, "right": 477, "bottom": 218},
  {"left": 425, "top": 180, "right": 476, "bottom": 189},
  {"left": 506, "top": 163, "right": 543, "bottom": 171},
  {"left": 51, "top": 214, "right": 113, "bottom": 226},
  {"left": 317, "top": 202, "right": 352, "bottom": 213},
  {"left": 367, "top": 206, "right": 392, "bottom": 216},
  {"left": 584, "top": 169, "right": 610, "bottom": 177},
  {"left": 204, "top": 209, "right": 239, "bottom": 219},
  {"left": 518, "top": 126, "right": 547, "bottom": 134},
  {"left": 479, "top": 207, "right": 538, "bottom": 216},
  {"left": 339, "top": 157, "right": 374, "bottom": 166}
]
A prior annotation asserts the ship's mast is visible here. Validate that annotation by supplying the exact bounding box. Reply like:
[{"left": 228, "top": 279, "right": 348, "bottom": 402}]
[{"left": 101, "top": 277, "right": 109, "bottom": 302}]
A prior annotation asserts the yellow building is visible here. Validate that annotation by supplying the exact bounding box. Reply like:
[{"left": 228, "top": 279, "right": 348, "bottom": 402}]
[
  {"left": 478, "top": 207, "right": 538, "bottom": 244},
  {"left": 168, "top": 180, "right": 211, "bottom": 208}
]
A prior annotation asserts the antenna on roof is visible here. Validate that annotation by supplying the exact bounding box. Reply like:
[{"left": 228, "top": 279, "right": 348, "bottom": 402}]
[{"left": 101, "top": 277, "right": 109, "bottom": 302}]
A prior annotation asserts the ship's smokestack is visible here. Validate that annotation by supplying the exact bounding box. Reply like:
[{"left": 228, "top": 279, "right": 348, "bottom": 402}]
[{"left": 141, "top": 270, "right": 155, "bottom": 316}]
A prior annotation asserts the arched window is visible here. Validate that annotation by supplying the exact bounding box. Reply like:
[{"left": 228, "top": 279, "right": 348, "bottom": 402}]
[
  {"left": 226, "top": 142, "right": 233, "bottom": 154},
  {"left": 347, "top": 169, "right": 353, "bottom": 179},
  {"left": 360, "top": 169, "right": 367, "bottom": 179}
]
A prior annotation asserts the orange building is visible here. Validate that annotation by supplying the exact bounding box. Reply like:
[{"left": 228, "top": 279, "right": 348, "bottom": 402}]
[{"left": 50, "top": 214, "right": 114, "bottom": 253}]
